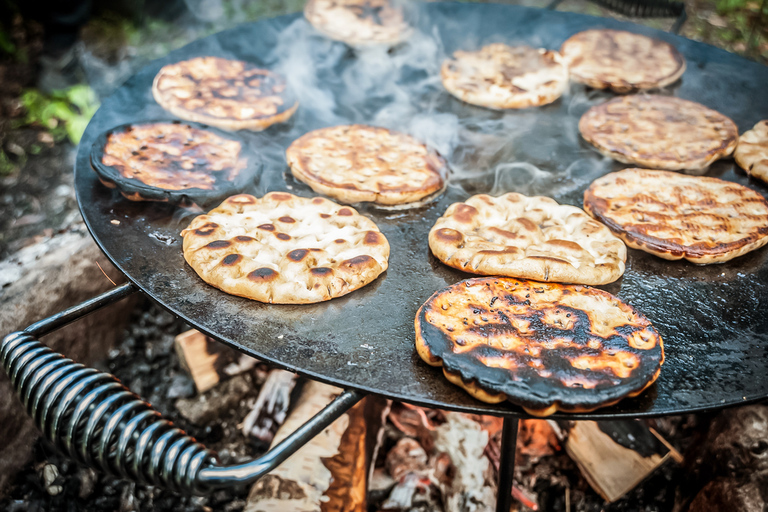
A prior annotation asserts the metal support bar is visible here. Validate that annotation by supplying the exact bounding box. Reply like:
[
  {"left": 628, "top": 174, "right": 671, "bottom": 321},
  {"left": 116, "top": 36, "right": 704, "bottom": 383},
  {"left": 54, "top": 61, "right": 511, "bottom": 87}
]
[
  {"left": 496, "top": 417, "right": 520, "bottom": 512},
  {"left": 1, "top": 285, "right": 366, "bottom": 495},
  {"left": 26, "top": 282, "right": 138, "bottom": 337},
  {"left": 198, "top": 389, "right": 364, "bottom": 487}
]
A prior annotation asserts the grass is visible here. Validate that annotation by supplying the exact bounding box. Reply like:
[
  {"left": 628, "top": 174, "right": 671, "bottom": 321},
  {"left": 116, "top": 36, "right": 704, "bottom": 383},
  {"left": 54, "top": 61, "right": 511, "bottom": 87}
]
[{"left": 18, "top": 85, "right": 100, "bottom": 145}]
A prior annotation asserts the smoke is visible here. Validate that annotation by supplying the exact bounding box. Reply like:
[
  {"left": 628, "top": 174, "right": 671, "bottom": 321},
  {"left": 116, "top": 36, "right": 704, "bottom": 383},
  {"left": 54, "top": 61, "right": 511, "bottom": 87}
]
[{"left": 85, "top": 1, "right": 624, "bottom": 211}]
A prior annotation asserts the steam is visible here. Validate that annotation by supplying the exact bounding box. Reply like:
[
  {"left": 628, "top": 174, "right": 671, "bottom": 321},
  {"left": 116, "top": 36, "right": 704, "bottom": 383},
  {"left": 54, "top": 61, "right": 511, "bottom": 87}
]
[{"left": 86, "top": 1, "right": 622, "bottom": 210}]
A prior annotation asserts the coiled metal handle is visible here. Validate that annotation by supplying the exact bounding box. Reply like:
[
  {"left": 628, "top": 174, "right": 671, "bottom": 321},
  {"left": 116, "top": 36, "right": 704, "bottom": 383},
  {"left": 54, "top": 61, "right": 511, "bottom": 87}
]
[
  {"left": 1, "top": 331, "right": 217, "bottom": 494},
  {"left": 1, "top": 283, "right": 364, "bottom": 494}
]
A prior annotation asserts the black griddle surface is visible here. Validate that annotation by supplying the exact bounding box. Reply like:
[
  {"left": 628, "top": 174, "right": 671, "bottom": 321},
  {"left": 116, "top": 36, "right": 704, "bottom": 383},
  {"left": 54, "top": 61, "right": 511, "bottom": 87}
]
[{"left": 76, "top": 3, "right": 768, "bottom": 419}]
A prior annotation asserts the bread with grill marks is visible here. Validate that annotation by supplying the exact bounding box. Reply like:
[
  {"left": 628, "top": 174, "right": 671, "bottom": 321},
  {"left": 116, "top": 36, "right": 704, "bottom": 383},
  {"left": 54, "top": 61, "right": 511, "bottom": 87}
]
[
  {"left": 560, "top": 29, "right": 685, "bottom": 93},
  {"left": 735, "top": 120, "right": 768, "bottom": 183},
  {"left": 441, "top": 44, "right": 568, "bottom": 110},
  {"left": 287, "top": 125, "right": 447, "bottom": 206},
  {"left": 181, "top": 193, "right": 390, "bottom": 303},
  {"left": 152, "top": 57, "right": 298, "bottom": 131},
  {"left": 583, "top": 169, "right": 768, "bottom": 264},
  {"left": 304, "top": 0, "right": 411, "bottom": 46},
  {"left": 415, "top": 277, "right": 664, "bottom": 416},
  {"left": 429, "top": 193, "right": 626, "bottom": 285},
  {"left": 579, "top": 95, "right": 738, "bottom": 170}
]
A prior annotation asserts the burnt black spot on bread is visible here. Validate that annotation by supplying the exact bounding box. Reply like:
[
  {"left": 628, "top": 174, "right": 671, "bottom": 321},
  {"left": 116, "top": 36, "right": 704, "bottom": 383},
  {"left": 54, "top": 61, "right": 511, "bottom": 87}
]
[
  {"left": 335, "top": 239, "right": 346, "bottom": 244},
  {"left": 222, "top": 254, "right": 242, "bottom": 266},
  {"left": 194, "top": 222, "right": 219, "bottom": 236},
  {"left": 310, "top": 267, "right": 333, "bottom": 276},
  {"left": 364, "top": 231, "right": 383, "bottom": 245},
  {"left": 269, "top": 192, "right": 293, "bottom": 202},
  {"left": 236, "top": 235, "right": 254, "bottom": 242},
  {"left": 343, "top": 255, "right": 375, "bottom": 268},
  {"left": 454, "top": 204, "right": 479, "bottom": 223},
  {"left": 248, "top": 267, "right": 278, "bottom": 281},
  {"left": 276, "top": 233, "right": 291, "bottom": 241},
  {"left": 434, "top": 228, "right": 463, "bottom": 243},
  {"left": 288, "top": 249, "right": 309, "bottom": 262},
  {"left": 229, "top": 195, "right": 256, "bottom": 204},
  {"left": 338, "top": 208, "right": 353, "bottom": 216},
  {"left": 320, "top": 213, "right": 331, "bottom": 219},
  {"left": 258, "top": 224, "right": 276, "bottom": 231},
  {"left": 279, "top": 216, "right": 296, "bottom": 223},
  {"left": 205, "top": 240, "right": 231, "bottom": 249}
]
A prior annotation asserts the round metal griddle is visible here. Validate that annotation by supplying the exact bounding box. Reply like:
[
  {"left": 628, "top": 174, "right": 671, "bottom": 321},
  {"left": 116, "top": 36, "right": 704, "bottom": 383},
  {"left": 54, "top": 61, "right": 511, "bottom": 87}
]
[{"left": 75, "top": 2, "right": 768, "bottom": 420}]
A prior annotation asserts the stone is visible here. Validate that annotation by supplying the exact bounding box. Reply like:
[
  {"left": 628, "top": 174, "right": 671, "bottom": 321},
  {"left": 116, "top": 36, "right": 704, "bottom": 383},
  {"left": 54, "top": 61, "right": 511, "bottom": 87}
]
[
  {"left": 701, "top": 405, "right": 768, "bottom": 477},
  {"left": 174, "top": 374, "right": 254, "bottom": 425},
  {"left": 0, "top": 225, "right": 136, "bottom": 496},
  {"left": 688, "top": 475, "right": 768, "bottom": 512},
  {"left": 683, "top": 405, "right": 768, "bottom": 512}
]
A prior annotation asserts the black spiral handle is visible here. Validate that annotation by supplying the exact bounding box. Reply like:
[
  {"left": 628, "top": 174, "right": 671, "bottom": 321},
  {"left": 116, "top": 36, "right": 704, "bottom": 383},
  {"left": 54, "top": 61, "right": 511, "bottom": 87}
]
[
  {"left": 1, "top": 283, "right": 364, "bottom": 495},
  {"left": 1, "top": 331, "right": 218, "bottom": 494}
]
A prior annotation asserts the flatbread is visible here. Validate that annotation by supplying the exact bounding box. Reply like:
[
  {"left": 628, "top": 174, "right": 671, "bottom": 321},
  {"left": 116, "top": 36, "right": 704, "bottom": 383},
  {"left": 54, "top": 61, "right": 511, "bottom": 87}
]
[
  {"left": 304, "top": 0, "right": 410, "bottom": 46},
  {"left": 181, "top": 192, "right": 390, "bottom": 304},
  {"left": 91, "top": 122, "right": 250, "bottom": 204},
  {"left": 428, "top": 193, "right": 626, "bottom": 285},
  {"left": 415, "top": 277, "right": 664, "bottom": 416},
  {"left": 560, "top": 29, "right": 686, "bottom": 92},
  {"left": 286, "top": 125, "right": 447, "bottom": 206},
  {"left": 441, "top": 44, "right": 569, "bottom": 109},
  {"left": 579, "top": 95, "right": 738, "bottom": 170},
  {"left": 584, "top": 168, "right": 768, "bottom": 264},
  {"left": 734, "top": 120, "right": 768, "bottom": 183},
  {"left": 152, "top": 57, "right": 298, "bottom": 131}
]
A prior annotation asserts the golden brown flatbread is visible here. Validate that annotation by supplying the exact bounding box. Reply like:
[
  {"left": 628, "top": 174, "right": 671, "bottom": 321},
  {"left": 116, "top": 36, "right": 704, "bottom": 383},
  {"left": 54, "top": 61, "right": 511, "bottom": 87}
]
[
  {"left": 428, "top": 193, "right": 626, "bottom": 285},
  {"left": 304, "top": 0, "right": 410, "bottom": 46},
  {"left": 441, "top": 44, "right": 568, "bottom": 109},
  {"left": 415, "top": 277, "right": 664, "bottom": 416},
  {"left": 734, "top": 120, "right": 768, "bottom": 183},
  {"left": 286, "top": 125, "right": 447, "bottom": 206},
  {"left": 560, "top": 29, "right": 686, "bottom": 92},
  {"left": 579, "top": 95, "right": 738, "bottom": 170},
  {"left": 181, "top": 193, "right": 390, "bottom": 303},
  {"left": 99, "top": 122, "right": 246, "bottom": 191},
  {"left": 152, "top": 57, "right": 298, "bottom": 131},
  {"left": 584, "top": 168, "right": 768, "bottom": 264}
]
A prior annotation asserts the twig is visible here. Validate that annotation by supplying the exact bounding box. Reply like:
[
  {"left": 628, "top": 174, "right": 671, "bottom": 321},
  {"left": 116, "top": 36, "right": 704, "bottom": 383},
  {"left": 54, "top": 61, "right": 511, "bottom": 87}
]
[{"left": 96, "top": 261, "right": 117, "bottom": 286}]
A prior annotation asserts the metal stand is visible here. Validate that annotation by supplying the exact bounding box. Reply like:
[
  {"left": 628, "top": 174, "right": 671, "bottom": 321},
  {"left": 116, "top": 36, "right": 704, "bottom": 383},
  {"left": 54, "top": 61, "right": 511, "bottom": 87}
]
[
  {"left": 496, "top": 417, "right": 520, "bottom": 512},
  {"left": 2, "top": 284, "right": 524, "bottom": 506}
]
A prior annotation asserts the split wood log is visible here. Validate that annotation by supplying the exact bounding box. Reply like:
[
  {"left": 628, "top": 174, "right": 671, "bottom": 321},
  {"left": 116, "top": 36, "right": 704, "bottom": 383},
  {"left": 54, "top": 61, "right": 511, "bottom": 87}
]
[
  {"left": 241, "top": 369, "right": 298, "bottom": 445},
  {"left": 245, "top": 381, "right": 386, "bottom": 512},
  {"left": 174, "top": 329, "right": 257, "bottom": 393},
  {"left": 433, "top": 412, "right": 497, "bottom": 512},
  {"left": 566, "top": 420, "right": 678, "bottom": 503}
]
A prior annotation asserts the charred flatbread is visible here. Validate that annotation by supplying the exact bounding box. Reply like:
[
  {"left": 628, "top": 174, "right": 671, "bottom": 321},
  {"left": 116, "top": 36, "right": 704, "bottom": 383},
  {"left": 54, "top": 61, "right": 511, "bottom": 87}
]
[
  {"left": 286, "top": 125, "right": 447, "bottom": 206},
  {"left": 152, "top": 57, "right": 298, "bottom": 131},
  {"left": 441, "top": 44, "right": 569, "bottom": 110},
  {"left": 428, "top": 193, "right": 626, "bottom": 285},
  {"left": 415, "top": 277, "right": 664, "bottom": 416},
  {"left": 91, "top": 121, "right": 253, "bottom": 204},
  {"left": 584, "top": 168, "right": 768, "bottom": 264},
  {"left": 304, "top": 0, "right": 411, "bottom": 46},
  {"left": 181, "top": 192, "right": 390, "bottom": 304},
  {"left": 579, "top": 95, "right": 738, "bottom": 170},
  {"left": 560, "top": 29, "right": 685, "bottom": 92},
  {"left": 734, "top": 120, "right": 768, "bottom": 183}
]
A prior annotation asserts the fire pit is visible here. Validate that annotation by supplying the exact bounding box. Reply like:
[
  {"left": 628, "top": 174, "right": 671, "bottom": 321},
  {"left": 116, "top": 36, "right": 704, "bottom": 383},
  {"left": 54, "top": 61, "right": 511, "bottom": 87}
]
[{"left": 4, "top": 3, "right": 768, "bottom": 511}]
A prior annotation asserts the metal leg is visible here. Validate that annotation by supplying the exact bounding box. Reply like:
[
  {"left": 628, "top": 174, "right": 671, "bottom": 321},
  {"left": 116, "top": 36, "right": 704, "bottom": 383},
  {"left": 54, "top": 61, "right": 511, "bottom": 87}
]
[{"left": 496, "top": 417, "right": 520, "bottom": 512}]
